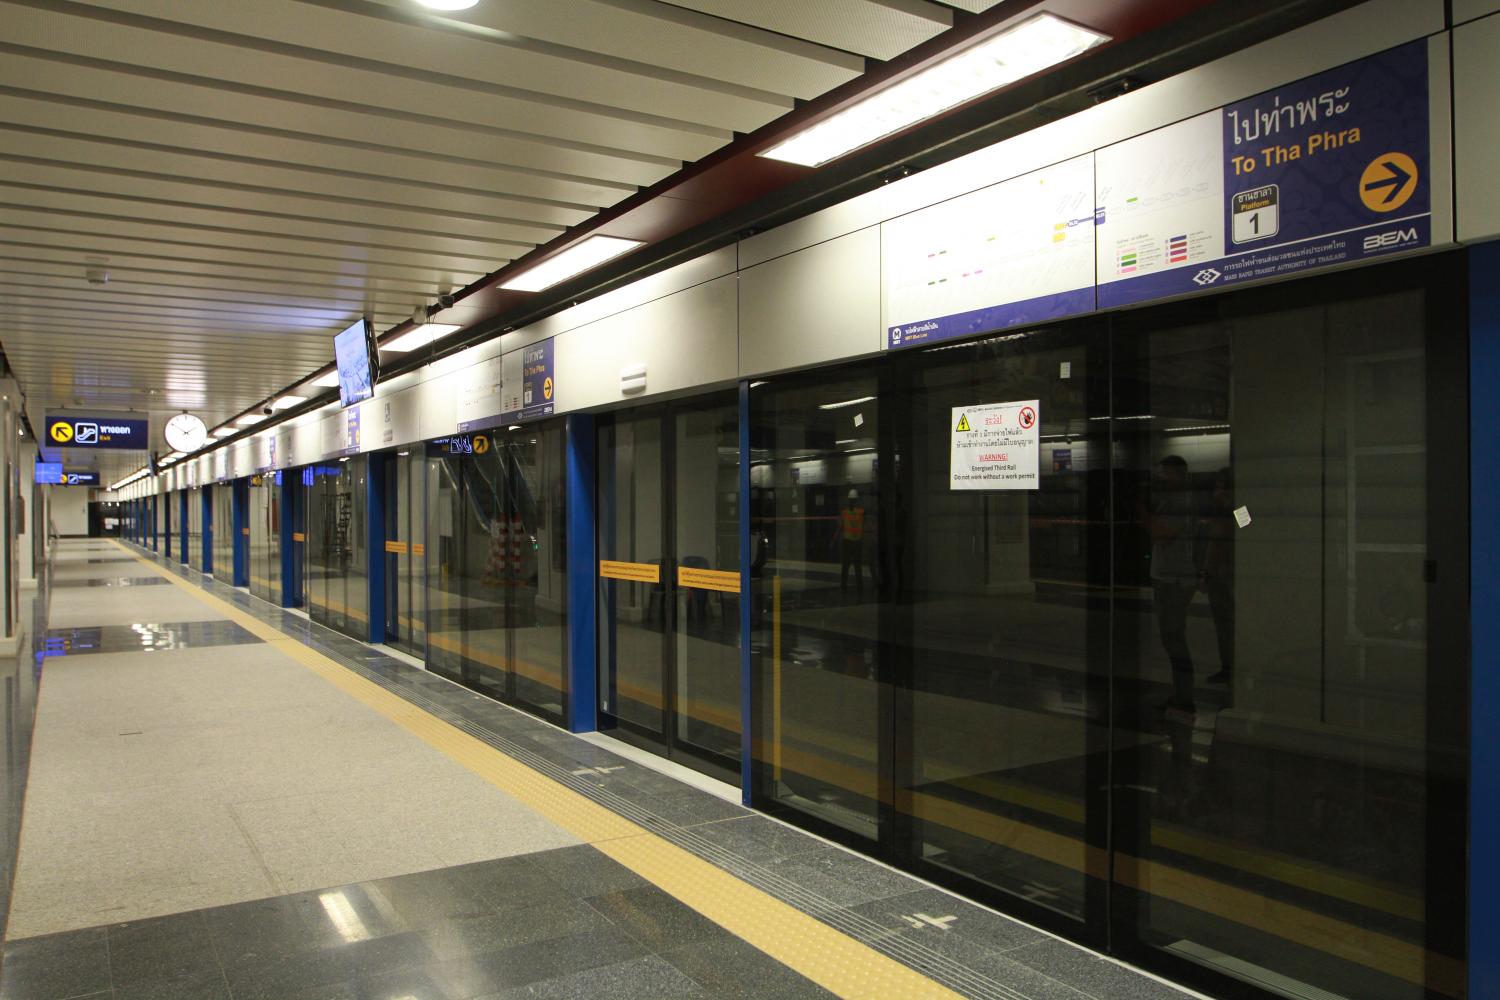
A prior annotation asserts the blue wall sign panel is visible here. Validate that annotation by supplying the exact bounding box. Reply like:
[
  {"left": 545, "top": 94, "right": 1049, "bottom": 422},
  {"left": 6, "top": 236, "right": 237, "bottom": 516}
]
[
  {"left": 33, "top": 462, "right": 63, "bottom": 484},
  {"left": 505, "top": 339, "right": 556, "bottom": 423},
  {"left": 44, "top": 414, "right": 149, "bottom": 449},
  {"left": 425, "top": 433, "right": 492, "bottom": 457},
  {"left": 1097, "top": 40, "right": 1430, "bottom": 308}
]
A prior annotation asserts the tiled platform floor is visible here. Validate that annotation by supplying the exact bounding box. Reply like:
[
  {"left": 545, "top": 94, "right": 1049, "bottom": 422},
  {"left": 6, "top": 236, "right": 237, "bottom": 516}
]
[{"left": 0, "top": 540, "right": 1200, "bottom": 1000}]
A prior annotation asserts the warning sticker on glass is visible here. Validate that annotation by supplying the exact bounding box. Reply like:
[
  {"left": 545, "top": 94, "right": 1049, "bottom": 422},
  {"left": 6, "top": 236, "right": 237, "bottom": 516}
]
[{"left": 950, "top": 400, "right": 1040, "bottom": 491}]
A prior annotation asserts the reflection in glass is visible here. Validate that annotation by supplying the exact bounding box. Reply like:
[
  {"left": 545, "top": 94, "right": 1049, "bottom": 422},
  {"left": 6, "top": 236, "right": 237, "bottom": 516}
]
[
  {"left": 672, "top": 402, "right": 741, "bottom": 766},
  {"left": 901, "top": 328, "right": 1106, "bottom": 923},
  {"left": 750, "top": 374, "right": 884, "bottom": 841},
  {"left": 186, "top": 487, "right": 204, "bottom": 572},
  {"left": 384, "top": 453, "right": 426, "bottom": 658},
  {"left": 746, "top": 266, "right": 1464, "bottom": 1000},
  {"left": 248, "top": 475, "right": 281, "bottom": 605},
  {"left": 1111, "top": 290, "right": 1462, "bottom": 1000},
  {"left": 597, "top": 413, "right": 666, "bottom": 735},
  {"left": 425, "top": 425, "right": 568, "bottom": 723},
  {"left": 212, "top": 483, "right": 235, "bottom": 586},
  {"left": 306, "top": 458, "right": 369, "bottom": 640},
  {"left": 597, "top": 397, "right": 741, "bottom": 782}
]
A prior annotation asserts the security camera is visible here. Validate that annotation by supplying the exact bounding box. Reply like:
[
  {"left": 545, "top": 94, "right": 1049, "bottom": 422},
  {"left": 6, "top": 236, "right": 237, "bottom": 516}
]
[
  {"left": 261, "top": 406, "right": 274, "bottom": 415},
  {"left": 436, "top": 292, "right": 455, "bottom": 310}
]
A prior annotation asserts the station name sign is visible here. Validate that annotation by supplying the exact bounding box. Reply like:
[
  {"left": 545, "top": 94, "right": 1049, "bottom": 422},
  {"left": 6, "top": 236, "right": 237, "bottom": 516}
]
[{"left": 45, "top": 414, "right": 150, "bottom": 450}]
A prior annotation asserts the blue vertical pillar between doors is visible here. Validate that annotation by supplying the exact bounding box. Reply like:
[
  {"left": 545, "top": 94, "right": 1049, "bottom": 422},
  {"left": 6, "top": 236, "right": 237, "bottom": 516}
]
[
  {"left": 179, "top": 491, "right": 188, "bottom": 565},
  {"left": 149, "top": 497, "right": 157, "bottom": 551},
  {"left": 201, "top": 487, "right": 213, "bottom": 575},
  {"left": 279, "top": 474, "right": 299, "bottom": 607},
  {"left": 738, "top": 381, "right": 753, "bottom": 806},
  {"left": 565, "top": 414, "right": 597, "bottom": 734},
  {"left": 232, "top": 480, "right": 249, "bottom": 587},
  {"left": 367, "top": 453, "right": 386, "bottom": 644},
  {"left": 1471, "top": 243, "right": 1499, "bottom": 1000}
]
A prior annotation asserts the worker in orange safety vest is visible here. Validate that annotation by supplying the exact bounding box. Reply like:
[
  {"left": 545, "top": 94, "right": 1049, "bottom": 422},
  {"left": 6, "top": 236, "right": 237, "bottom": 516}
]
[{"left": 839, "top": 488, "right": 865, "bottom": 595}]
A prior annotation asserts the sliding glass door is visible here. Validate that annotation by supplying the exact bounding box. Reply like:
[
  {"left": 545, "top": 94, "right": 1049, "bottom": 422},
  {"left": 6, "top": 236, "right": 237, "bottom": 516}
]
[
  {"left": 748, "top": 256, "right": 1467, "bottom": 1000},
  {"left": 425, "top": 425, "right": 568, "bottom": 723},
  {"left": 597, "top": 393, "right": 741, "bottom": 784}
]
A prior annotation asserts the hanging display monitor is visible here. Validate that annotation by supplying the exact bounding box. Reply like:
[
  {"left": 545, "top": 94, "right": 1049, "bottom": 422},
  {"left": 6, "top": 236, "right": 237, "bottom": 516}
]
[
  {"left": 333, "top": 317, "right": 377, "bottom": 408},
  {"left": 33, "top": 461, "right": 64, "bottom": 484}
]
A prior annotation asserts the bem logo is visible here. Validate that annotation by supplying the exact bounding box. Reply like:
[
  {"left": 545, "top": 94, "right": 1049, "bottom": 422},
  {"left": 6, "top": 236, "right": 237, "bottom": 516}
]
[{"left": 1362, "top": 227, "right": 1419, "bottom": 252}]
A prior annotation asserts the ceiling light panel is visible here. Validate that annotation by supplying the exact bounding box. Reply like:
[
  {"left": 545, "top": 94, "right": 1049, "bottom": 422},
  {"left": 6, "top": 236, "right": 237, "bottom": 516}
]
[
  {"left": 271, "top": 394, "right": 308, "bottom": 410},
  {"left": 382, "top": 324, "right": 461, "bottom": 353},
  {"left": 500, "top": 236, "right": 645, "bottom": 293},
  {"left": 312, "top": 371, "right": 340, "bottom": 387},
  {"left": 818, "top": 396, "right": 876, "bottom": 410},
  {"left": 760, "top": 14, "right": 1109, "bottom": 168}
]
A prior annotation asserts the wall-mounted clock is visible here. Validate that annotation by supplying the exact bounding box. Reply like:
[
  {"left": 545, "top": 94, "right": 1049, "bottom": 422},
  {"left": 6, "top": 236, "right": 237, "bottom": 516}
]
[{"left": 164, "top": 412, "right": 208, "bottom": 452}]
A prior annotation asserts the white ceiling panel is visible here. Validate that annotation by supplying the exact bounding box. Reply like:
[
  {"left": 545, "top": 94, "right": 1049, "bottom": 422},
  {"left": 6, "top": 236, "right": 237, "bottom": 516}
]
[
  {"left": 59, "top": 0, "right": 795, "bottom": 130},
  {"left": 0, "top": 96, "right": 637, "bottom": 208},
  {"left": 0, "top": 54, "right": 685, "bottom": 186},
  {"left": 653, "top": 0, "right": 953, "bottom": 60},
  {"left": 354, "top": 0, "right": 864, "bottom": 97}
]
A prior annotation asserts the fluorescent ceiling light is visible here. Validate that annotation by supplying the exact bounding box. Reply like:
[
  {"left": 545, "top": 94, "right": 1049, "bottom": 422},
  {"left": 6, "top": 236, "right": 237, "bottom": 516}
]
[
  {"left": 414, "top": 0, "right": 478, "bottom": 9},
  {"left": 382, "top": 323, "right": 460, "bottom": 353},
  {"left": 760, "top": 13, "right": 1109, "bottom": 168},
  {"left": 236, "top": 414, "right": 267, "bottom": 426},
  {"left": 312, "top": 370, "right": 340, "bottom": 387},
  {"left": 271, "top": 394, "right": 307, "bottom": 410},
  {"left": 500, "top": 236, "right": 644, "bottom": 293},
  {"left": 818, "top": 396, "right": 875, "bottom": 410}
]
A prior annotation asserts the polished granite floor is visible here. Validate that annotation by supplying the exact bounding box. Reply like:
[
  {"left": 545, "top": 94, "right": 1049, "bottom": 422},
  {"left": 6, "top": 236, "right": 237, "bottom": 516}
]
[
  {"left": 0, "top": 539, "right": 1201, "bottom": 1000},
  {"left": 3, "top": 844, "right": 837, "bottom": 1000}
]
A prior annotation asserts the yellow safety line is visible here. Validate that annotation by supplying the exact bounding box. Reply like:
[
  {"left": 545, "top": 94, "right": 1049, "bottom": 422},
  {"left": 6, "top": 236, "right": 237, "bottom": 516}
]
[{"left": 107, "top": 542, "right": 965, "bottom": 1000}]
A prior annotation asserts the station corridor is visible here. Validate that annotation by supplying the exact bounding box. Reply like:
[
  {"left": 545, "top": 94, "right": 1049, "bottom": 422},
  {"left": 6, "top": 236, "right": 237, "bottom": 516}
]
[{"left": 0, "top": 540, "right": 1195, "bottom": 1000}]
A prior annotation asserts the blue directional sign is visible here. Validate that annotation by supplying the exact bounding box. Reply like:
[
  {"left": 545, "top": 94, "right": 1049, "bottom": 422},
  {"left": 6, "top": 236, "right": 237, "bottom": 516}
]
[
  {"left": 35, "top": 463, "right": 102, "bottom": 486},
  {"left": 45, "top": 414, "right": 149, "bottom": 450}
]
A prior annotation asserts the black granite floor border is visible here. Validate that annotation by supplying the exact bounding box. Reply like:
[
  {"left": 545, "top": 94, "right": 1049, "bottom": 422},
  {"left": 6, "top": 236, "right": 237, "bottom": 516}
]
[
  {"left": 126, "top": 542, "right": 1192, "bottom": 1000},
  {"left": 0, "top": 842, "right": 842, "bottom": 1000}
]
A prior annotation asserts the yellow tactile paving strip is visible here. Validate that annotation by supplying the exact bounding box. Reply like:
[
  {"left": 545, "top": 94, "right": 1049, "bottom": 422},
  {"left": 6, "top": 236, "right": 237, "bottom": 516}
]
[{"left": 110, "top": 541, "right": 967, "bottom": 1000}]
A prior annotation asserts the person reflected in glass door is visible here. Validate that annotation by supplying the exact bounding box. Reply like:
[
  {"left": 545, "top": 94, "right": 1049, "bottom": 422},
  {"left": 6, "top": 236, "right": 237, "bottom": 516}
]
[
  {"left": 837, "top": 488, "right": 866, "bottom": 597},
  {"left": 1144, "top": 455, "right": 1199, "bottom": 715}
]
